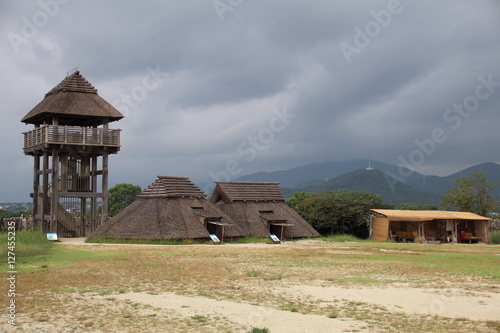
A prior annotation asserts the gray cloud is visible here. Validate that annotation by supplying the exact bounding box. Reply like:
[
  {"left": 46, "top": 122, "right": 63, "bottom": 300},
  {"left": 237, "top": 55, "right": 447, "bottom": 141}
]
[{"left": 1, "top": 0, "right": 499, "bottom": 201}]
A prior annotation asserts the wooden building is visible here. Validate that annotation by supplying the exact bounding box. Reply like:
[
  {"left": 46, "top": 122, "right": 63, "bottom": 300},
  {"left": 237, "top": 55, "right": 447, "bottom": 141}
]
[
  {"left": 210, "top": 182, "right": 320, "bottom": 240},
  {"left": 370, "top": 209, "right": 491, "bottom": 243},
  {"left": 21, "top": 71, "right": 124, "bottom": 236},
  {"left": 91, "top": 176, "right": 244, "bottom": 241}
]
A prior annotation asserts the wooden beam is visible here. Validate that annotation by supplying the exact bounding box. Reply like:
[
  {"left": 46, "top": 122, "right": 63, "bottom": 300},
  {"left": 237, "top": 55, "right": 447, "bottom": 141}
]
[
  {"left": 59, "top": 192, "right": 106, "bottom": 198},
  {"left": 37, "top": 168, "right": 53, "bottom": 175}
]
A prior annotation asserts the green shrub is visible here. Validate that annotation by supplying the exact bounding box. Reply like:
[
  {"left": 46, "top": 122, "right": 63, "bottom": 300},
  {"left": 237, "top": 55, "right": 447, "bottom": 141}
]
[
  {"left": 249, "top": 328, "right": 269, "bottom": 333},
  {"left": 491, "top": 230, "right": 500, "bottom": 244},
  {"left": 318, "top": 234, "right": 361, "bottom": 242},
  {"left": 228, "top": 236, "right": 273, "bottom": 244}
]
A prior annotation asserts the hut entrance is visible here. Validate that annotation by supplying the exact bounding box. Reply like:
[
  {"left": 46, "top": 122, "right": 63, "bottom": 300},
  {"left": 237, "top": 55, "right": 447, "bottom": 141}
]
[
  {"left": 259, "top": 210, "right": 294, "bottom": 241},
  {"left": 206, "top": 219, "right": 221, "bottom": 236},
  {"left": 269, "top": 222, "right": 294, "bottom": 241},
  {"left": 205, "top": 219, "right": 231, "bottom": 243}
]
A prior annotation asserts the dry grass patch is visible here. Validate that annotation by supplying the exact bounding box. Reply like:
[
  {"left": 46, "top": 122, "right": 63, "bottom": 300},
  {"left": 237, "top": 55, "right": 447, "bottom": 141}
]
[{"left": 1, "top": 240, "right": 499, "bottom": 332}]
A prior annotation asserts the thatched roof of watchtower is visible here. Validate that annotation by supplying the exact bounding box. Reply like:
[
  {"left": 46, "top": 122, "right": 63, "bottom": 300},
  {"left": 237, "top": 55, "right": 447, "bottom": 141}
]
[
  {"left": 92, "top": 176, "right": 244, "bottom": 240},
  {"left": 21, "top": 71, "right": 124, "bottom": 126}
]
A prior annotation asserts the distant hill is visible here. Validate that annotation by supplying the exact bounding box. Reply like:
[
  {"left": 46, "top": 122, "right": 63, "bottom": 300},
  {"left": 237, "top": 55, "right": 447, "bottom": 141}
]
[
  {"left": 235, "top": 159, "right": 424, "bottom": 188},
  {"left": 408, "top": 162, "right": 500, "bottom": 195},
  {"left": 282, "top": 169, "right": 441, "bottom": 206}
]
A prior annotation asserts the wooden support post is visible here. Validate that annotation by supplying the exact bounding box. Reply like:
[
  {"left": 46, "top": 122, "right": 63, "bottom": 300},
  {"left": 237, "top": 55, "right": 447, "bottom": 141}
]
[
  {"left": 90, "top": 154, "right": 98, "bottom": 232},
  {"left": 50, "top": 150, "right": 59, "bottom": 234},
  {"left": 101, "top": 152, "right": 109, "bottom": 224},
  {"left": 33, "top": 153, "right": 41, "bottom": 232},
  {"left": 80, "top": 197, "right": 86, "bottom": 236},
  {"left": 61, "top": 154, "right": 68, "bottom": 192},
  {"left": 485, "top": 221, "right": 490, "bottom": 244},
  {"left": 41, "top": 152, "right": 49, "bottom": 233},
  {"left": 453, "top": 221, "right": 460, "bottom": 243}
]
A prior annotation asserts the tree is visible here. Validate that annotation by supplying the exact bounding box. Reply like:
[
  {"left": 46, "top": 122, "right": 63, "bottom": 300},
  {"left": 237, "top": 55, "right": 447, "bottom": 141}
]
[
  {"left": 440, "top": 171, "right": 499, "bottom": 216},
  {"left": 398, "top": 203, "right": 437, "bottom": 210},
  {"left": 108, "top": 183, "right": 142, "bottom": 217},
  {"left": 0, "top": 209, "right": 30, "bottom": 220},
  {"left": 287, "top": 191, "right": 390, "bottom": 238}
]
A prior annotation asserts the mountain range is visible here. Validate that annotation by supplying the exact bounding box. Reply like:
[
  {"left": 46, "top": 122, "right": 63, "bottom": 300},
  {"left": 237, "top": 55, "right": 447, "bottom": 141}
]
[{"left": 235, "top": 160, "right": 500, "bottom": 206}]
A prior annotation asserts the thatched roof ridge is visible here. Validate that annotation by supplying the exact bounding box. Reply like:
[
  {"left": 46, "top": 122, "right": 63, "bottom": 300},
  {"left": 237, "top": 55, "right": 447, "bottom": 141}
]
[
  {"left": 21, "top": 71, "right": 124, "bottom": 126},
  {"left": 140, "top": 176, "right": 206, "bottom": 198},
  {"left": 45, "top": 71, "right": 98, "bottom": 96},
  {"left": 211, "top": 181, "right": 285, "bottom": 203}
]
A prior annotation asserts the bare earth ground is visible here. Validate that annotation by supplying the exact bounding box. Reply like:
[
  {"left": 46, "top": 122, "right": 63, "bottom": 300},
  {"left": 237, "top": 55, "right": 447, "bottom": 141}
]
[{"left": 1, "top": 238, "right": 499, "bottom": 332}]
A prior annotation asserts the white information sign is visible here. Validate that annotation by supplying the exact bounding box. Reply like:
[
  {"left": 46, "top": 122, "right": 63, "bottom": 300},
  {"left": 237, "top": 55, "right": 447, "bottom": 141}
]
[
  {"left": 269, "top": 234, "right": 280, "bottom": 242},
  {"left": 209, "top": 234, "right": 220, "bottom": 243},
  {"left": 46, "top": 233, "right": 58, "bottom": 241}
]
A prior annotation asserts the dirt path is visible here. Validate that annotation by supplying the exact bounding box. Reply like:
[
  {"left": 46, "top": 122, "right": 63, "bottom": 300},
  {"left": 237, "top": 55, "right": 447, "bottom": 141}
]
[
  {"left": 112, "top": 292, "right": 370, "bottom": 333},
  {"left": 277, "top": 285, "right": 500, "bottom": 321}
]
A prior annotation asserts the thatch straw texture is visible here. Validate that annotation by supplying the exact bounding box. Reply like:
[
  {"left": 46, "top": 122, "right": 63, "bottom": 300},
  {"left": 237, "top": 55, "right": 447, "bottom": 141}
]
[
  {"left": 210, "top": 182, "right": 320, "bottom": 238},
  {"left": 92, "top": 176, "right": 244, "bottom": 240},
  {"left": 21, "top": 71, "right": 124, "bottom": 126}
]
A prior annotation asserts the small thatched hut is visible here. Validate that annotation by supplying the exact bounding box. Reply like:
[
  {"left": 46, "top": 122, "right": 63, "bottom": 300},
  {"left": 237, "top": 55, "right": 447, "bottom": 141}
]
[
  {"left": 210, "top": 182, "right": 320, "bottom": 240},
  {"left": 92, "top": 176, "right": 244, "bottom": 241}
]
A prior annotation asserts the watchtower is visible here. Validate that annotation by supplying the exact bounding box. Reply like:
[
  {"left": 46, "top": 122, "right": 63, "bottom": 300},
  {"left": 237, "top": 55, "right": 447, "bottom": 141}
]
[{"left": 21, "top": 70, "right": 124, "bottom": 236}]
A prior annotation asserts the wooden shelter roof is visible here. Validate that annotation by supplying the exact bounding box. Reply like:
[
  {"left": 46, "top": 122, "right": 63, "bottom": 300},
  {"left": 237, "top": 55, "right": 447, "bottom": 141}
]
[
  {"left": 370, "top": 209, "right": 491, "bottom": 222},
  {"left": 139, "top": 176, "right": 206, "bottom": 199},
  {"left": 21, "top": 71, "right": 124, "bottom": 126},
  {"left": 210, "top": 181, "right": 285, "bottom": 203}
]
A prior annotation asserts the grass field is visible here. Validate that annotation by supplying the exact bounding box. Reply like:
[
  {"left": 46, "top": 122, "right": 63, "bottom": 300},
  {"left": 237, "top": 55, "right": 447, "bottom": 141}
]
[{"left": 1, "top": 232, "right": 499, "bottom": 332}]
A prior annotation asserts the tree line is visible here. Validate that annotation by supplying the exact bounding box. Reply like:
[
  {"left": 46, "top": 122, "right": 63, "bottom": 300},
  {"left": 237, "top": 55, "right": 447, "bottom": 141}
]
[
  {"left": 6, "top": 171, "right": 494, "bottom": 239},
  {"left": 286, "top": 171, "right": 499, "bottom": 238}
]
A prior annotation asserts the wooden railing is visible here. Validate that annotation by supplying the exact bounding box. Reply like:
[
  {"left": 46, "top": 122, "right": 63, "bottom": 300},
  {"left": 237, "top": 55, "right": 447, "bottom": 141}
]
[{"left": 23, "top": 125, "right": 120, "bottom": 150}]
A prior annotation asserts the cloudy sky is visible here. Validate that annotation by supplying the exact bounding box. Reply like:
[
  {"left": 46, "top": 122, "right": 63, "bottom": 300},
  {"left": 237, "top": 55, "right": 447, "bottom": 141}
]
[{"left": 1, "top": 0, "right": 500, "bottom": 202}]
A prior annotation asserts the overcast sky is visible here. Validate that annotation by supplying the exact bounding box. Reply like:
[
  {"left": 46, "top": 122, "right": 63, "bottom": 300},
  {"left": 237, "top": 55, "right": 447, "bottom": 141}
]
[{"left": 1, "top": 0, "right": 500, "bottom": 202}]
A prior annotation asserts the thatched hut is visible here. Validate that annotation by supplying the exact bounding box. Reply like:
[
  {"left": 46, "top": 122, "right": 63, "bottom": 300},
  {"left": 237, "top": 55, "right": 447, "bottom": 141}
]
[
  {"left": 92, "top": 176, "right": 244, "bottom": 241},
  {"left": 210, "top": 182, "right": 320, "bottom": 240},
  {"left": 370, "top": 209, "right": 492, "bottom": 243}
]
